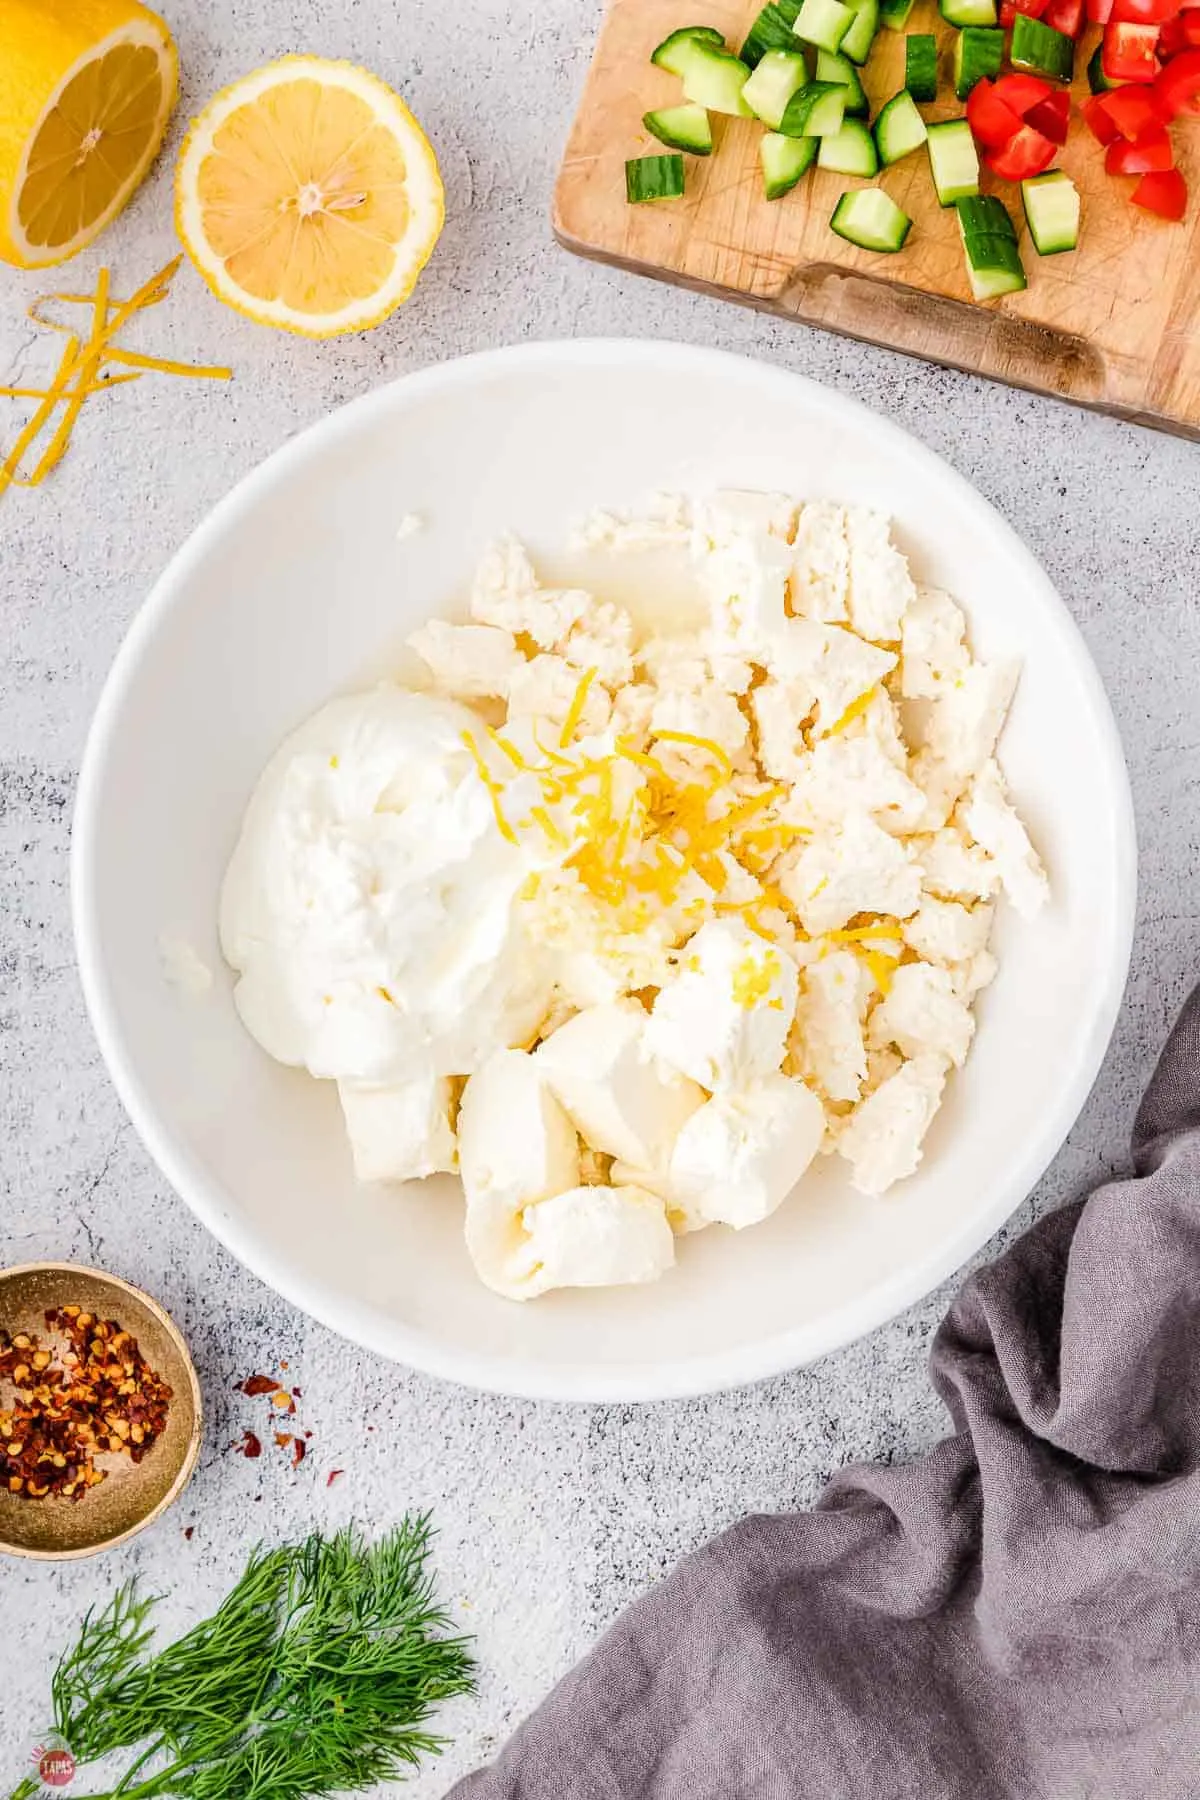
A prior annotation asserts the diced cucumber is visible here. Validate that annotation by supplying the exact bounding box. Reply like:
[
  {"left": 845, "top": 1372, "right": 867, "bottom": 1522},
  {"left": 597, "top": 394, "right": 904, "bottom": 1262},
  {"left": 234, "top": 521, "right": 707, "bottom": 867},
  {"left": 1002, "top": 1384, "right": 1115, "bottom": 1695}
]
[
  {"left": 742, "top": 1, "right": 805, "bottom": 65},
  {"left": 926, "top": 118, "right": 979, "bottom": 205},
  {"left": 840, "top": 0, "right": 880, "bottom": 63},
  {"left": 1086, "top": 42, "right": 1118, "bottom": 92},
  {"left": 831, "top": 187, "right": 913, "bottom": 250},
  {"left": 1021, "top": 170, "right": 1080, "bottom": 253},
  {"left": 1009, "top": 14, "right": 1074, "bottom": 81},
  {"left": 816, "top": 50, "right": 869, "bottom": 115},
  {"left": 761, "top": 129, "right": 819, "bottom": 197},
  {"left": 958, "top": 223, "right": 1027, "bottom": 298},
  {"left": 651, "top": 25, "right": 727, "bottom": 75},
  {"left": 956, "top": 193, "right": 1016, "bottom": 239},
  {"left": 626, "top": 154, "right": 686, "bottom": 203},
  {"left": 818, "top": 117, "right": 880, "bottom": 174},
  {"left": 680, "top": 43, "right": 755, "bottom": 115},
  {"left": 880, "top": 0, "right": 917, "bottom": 28},
  {"left": 743, "top": 48, "right": 810, "bottom": 127},
  {"left": 874, "top": 89, "right": 928, "bottom": 163},
  {"left": 779, "top": 79, "right": 848, "bottom": 135},
  {"left": 793, "top": 0, "right": 854, "bottom": 52},
  {"left": 905, "top": 34, "right": 939, "bottom": 102},
  {"left": 939, "top": 0, "right": 997, "bottom": 24},
  {"left": 953, "top": 26, "right": 1004, "bottom": 98},
  {"left": 643, "top": 103, "right": 714, "bottom": 154}
]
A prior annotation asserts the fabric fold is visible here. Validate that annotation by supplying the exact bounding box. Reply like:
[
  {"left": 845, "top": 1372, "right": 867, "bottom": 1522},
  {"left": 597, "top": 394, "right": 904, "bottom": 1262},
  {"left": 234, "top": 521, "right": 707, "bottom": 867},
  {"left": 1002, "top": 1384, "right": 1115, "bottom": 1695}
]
[{"left": 451, "top": 986, "right": 1200, "bottom": 1798}]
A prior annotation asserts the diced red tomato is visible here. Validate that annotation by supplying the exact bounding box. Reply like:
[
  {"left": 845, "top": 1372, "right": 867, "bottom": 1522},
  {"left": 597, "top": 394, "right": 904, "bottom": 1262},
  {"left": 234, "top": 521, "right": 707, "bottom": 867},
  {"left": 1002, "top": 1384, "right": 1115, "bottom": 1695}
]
[
  {"left": 1087, "top": 0, "right": 1115, "bottom": 21},
  {"left": 985, "top": 123, "right": 1060, "bottom": 177},
  {"left": 1155, "top": 46, "right": 1200, "bottom": 113},
  {"left": 966, "top": 78, "right": 1027, "bottom": 145},
  {"left": 1024, "top": 90, "right": 1071, "bottom": 140},
  {"left": 1158, "top": 10, "right": 1200, "bottom": 45},
  {"left": 1100, "top": 83, "right": 1166, "bottom": 135},
  {"left": 1103, "top": 19, "right": 1164, "bottom": 79},
  {"left": 1105, "top": 124, "right": 1175, "bottom": 166},
  {"left": 1043, "top": 0, "right": 1086, "bottom": 32},
  {"left": 993, "top": 72, "right": 1056, "bottom": 112},
  {"left": 1082, "top": 93, "right": 1123, "bottom": 138},
  {"left": 1131, "top": 166, "right": 1188, "bottom": 214},
  {"left": 1111, "top": 0, "right": 1178, "bottom": 19},
  {"left": 1000, "top": 0, "right": 1049, "bottom": 21}
]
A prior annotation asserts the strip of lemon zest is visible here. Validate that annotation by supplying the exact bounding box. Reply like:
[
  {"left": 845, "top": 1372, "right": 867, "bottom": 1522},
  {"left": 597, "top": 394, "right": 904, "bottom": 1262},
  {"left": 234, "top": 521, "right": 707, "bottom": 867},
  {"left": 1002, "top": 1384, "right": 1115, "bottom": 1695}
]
[
  {"left": 559, "top": 667, "right": 598, "bottom": 748},
  {"left": 828, "top": 685, "right": 878, "bottom": 738},
  {"left": 651, "top": 729, "right": 733, "bottom": 779},
  {"left": 864, "top": 950, "right": 898, "bottom": 995},
  {"left": 0, "top": 330, "right": 82, "bottom": 491},
  {"left": 616, "top": 737, "right": 670, "bottom": 781},
  {"left": 826, "top": 921, "right": 903, "bottom": 945},
  {"left": 530, "top": 805, "right": 566, "bottom": 848},
  {"left": 29, "top": 267, "right": 111, "bottom": 484},
  {"left": 102, "top": 347, "right": 233, "bottom": 380},
  {"left": 531, "top": 724, "right": 575, "bottom": 769},
  {"left": 461, "top": 729, "right": 517, "bottom": 845}
]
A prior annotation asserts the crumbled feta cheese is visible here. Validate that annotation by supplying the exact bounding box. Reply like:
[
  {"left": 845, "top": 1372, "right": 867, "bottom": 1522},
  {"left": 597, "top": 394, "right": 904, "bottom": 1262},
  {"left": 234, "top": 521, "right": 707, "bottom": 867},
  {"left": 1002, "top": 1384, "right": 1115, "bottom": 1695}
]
[
  {"left": 767, "top": 620, "right": 898, "bottom": 738},
  {"left": 645, "top": 921, "right": 798, "bottom": 1092},
  {"left": 470, "top": 534, "right": 589, "bottom": 649},
  {"left": 408, "top": 620, "right": 520, "bottom": 701},
  {"left": 608, "top": 681, "right": 657, "bottom": 749},
  {"left": 901, "top": 586, "right": 971, "bottom": 699},
  {"left": 536, "top": 1001, "right": 704, "bottom": 1166},
  {"left": 458, "top": 1048, "right": 580, "bottom": 1214},
  {"left": 570, "top": 492, "right": 692, "bottom": 553},
  {"left": 868, "top": 962, "right": 975, "bottom": 1068},
  {"left": 396, "top": 511, "right": 425, "bottom": 542},
  {"left": 338, "top": 1075, "right": 457, "bottom": 1183},
  {"left": 694, "top": 489, "right": 797, "bottom": 545},
  {"left": 778, "top": 812, "right": 922, "bottom": 935},
  {"left": 792, "top": 950, "right": 872, "bottom": 1103},
  {"left": 630, "top": 1074, "right": 825, "bottom": 1232},
  {"left": 915, "top": 827, "right": 1000, "bottom": 903},
  {"left": 506, "top": 654, "right": 612, "bottom": 738},
  {"left": 951, "top": 950, "right": 998, "bottom": 1001},
  {"left": 650, "top": 680, "right": 749, "bottom": 778},
  {"left": 836, "top": 1054, "right": 949, "bottom": 1196},
  {"left": 700, "top": 528, "right": 793, "bottom": 663},
  {"left": 789, "top": 501, "right": 849, "bottom": 623},
  {"left": 912, "top": 660, "right": 1019, "bottom": 828},
  {"left": 902, "top": 896, "right": 994, "bottom": 968},
  {"left": 845, "top": 509, "right": 916, "bottom": 644},
  {"left": 961, "top": 759, "right": 1049, "bottom": 919},
  {"left": 784, "top": 731, "right": 926, "bottom": 836},
  {"left": 559, "top": 601, "right": 636, "bottom": 688}
]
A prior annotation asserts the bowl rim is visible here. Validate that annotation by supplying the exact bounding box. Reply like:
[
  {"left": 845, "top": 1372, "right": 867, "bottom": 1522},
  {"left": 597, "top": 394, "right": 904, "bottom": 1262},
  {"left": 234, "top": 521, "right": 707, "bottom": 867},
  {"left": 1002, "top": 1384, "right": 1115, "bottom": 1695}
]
[
  {"left": 71, "top": 338, "right": 1138, "bottom": 1403},
  {"left": 0, "top": 1261, "right": 203, "bottom": 1559}
]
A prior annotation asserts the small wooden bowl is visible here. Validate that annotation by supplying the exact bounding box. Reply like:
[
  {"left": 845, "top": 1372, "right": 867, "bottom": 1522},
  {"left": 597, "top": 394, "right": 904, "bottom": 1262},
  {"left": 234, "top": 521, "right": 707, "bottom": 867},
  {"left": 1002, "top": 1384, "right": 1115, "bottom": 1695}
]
[{"left": 0, "top": 1263, "right": 202, "bottom": 1560}]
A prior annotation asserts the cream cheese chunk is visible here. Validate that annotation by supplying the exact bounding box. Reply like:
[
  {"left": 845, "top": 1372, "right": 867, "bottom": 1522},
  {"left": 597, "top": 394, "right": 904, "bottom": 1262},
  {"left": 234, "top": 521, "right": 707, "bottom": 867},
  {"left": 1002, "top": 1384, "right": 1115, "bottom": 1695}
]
[
  {"left": 337, "top": 1077, "right": 457, "bottom": 1183},
  {"left": 536, "top": 1001, "right": 704, "bottom": 1167},
  {"left": 645, "top": 921, "right": 798, "bottom": 1092}
]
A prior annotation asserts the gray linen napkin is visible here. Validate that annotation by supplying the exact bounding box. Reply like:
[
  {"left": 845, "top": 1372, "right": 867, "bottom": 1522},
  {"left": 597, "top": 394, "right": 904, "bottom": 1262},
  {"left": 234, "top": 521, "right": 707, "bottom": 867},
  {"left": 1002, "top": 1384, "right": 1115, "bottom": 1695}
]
[{"left": 450, "top": 985, "right": 1200, "bottom": 1798}]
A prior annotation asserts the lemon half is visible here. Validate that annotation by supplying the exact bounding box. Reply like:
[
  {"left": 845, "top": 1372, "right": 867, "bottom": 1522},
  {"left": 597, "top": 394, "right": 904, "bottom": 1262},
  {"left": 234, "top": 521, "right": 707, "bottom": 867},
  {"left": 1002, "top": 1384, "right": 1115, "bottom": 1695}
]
[
  {"left": 0, "top": 0, "right": 177, "bottom": 269},
  {"left": 175, "top": 56, "right": 445, "bottom": 339}
]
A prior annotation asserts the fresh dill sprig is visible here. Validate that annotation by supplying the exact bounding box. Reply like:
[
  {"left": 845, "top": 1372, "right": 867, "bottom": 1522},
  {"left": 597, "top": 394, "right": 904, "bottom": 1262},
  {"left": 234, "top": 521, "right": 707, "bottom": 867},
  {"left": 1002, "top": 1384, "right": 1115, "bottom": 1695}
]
[{"left": 9, "top": 1518, "right": 474, "bottom": 1800}]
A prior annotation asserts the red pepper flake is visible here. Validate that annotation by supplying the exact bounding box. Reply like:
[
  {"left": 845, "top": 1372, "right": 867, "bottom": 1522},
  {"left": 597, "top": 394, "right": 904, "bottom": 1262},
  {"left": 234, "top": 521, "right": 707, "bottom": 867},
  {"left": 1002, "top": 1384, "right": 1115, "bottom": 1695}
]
[
  {"left": 291, "top": 1387, "right": 302, "bottom": 1398},
  {"left": 236, "top": 1429, "right": 262, "bottom": 1459},
  {"left": 279, "top": 1360, "right": 289, "bottom": 1371},
  {"left": 184, "top": 1526, "right": 194, "bottom": 1541},
  {"left": 292, "top": 1438, "right": 306, "bottom": 1468},
  {"left": 273, "top": 1432, "right": 292, "bottom": 1449},
  {"left": 304, "top": 1430, "right": 312, "bottom": 1440},
  {"left": 238, "top": 1373, "right": 279, "bottom": 1397},
  {"left": 326, "top": 1469, "right": 344, "bottom": 1488}
]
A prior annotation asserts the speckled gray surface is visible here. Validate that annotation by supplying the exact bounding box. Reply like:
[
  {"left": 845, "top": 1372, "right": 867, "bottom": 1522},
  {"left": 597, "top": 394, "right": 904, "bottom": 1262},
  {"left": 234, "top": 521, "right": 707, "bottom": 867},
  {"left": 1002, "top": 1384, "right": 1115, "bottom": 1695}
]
[{"left": 0, "top": 0, "right": 1196, "bottom": 1790}]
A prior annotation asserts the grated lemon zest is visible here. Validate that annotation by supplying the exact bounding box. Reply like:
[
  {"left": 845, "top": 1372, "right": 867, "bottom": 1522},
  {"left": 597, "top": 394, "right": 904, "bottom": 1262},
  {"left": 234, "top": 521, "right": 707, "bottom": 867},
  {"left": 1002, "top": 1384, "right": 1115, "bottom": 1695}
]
[
  {"left": 828, "top": 685, "right": 878, "bottom": 738},
  {"left": 559, "top": 667, "right": 598, "bottom": 748},
  {"left": 651, "top": 729, "right": 733, "bottom": 780},
  {"left": 461, "top": 729, "right": 517, "bottom": 845}
]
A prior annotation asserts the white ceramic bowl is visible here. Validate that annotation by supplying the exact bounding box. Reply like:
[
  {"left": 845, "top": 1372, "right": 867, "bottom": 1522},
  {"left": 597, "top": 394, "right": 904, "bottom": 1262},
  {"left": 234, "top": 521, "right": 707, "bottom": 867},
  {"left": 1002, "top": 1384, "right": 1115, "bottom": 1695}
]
[{"left": 73, "top": 341, "right": 1136, "bottom": 1403}]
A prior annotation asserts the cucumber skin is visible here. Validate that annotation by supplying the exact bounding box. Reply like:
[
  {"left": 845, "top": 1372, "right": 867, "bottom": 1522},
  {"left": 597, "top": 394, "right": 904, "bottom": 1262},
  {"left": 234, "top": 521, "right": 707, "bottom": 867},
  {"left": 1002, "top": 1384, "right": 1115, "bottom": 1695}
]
[
  {"left": 879, "top": 0, "right": 917, "bottom": 28},
  {"left": 956, "top": 194, "right": 1016, "bottom": 239},
  {"left": 905, "top": 35, "right": 939, "bottom": 102},
  {"left": 761, "top": 131, "right": 819, "bottom": 198},
  {"left": 625, "top": 155, "right": 686, "bottom": 203},
  {"left": 953, "top": 27, "right": 1004, "bottom": 99},
  {"left": 778, "top": 80, "right": 848, "bottom": 136},
  {"left": 643, "top": 106, "right": 714, "bottom": 155},
  {"left": 651, "top": 26, "right": 727, "bottom": 74},
  {"left": 1009, "top": 14, "right": 1074, "bottom": 80}
]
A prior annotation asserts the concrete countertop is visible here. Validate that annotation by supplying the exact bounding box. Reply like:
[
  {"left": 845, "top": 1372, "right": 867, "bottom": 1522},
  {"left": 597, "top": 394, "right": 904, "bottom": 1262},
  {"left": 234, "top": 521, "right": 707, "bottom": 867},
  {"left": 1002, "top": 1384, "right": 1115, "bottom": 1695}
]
[{"left": 1, "top": 0, "right": 1196, "bottom": 1791}]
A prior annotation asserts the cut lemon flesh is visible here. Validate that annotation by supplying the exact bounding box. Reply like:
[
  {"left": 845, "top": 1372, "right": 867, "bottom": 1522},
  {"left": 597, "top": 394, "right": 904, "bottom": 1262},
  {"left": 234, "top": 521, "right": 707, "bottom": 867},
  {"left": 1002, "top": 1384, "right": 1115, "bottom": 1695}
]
[
  {"left": 175, "top": 57, "right": 445, "bottom": 338},
  {"left": 0, "top": 0, "right": 177, "bottom": 269}
]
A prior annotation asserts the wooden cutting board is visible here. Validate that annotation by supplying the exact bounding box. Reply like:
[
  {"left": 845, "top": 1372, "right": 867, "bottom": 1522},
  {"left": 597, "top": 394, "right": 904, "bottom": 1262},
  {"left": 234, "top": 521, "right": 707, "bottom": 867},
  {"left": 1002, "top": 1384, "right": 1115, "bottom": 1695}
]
[{"left": 553, "top": 0, "right": 1200, "bottom": 435}]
